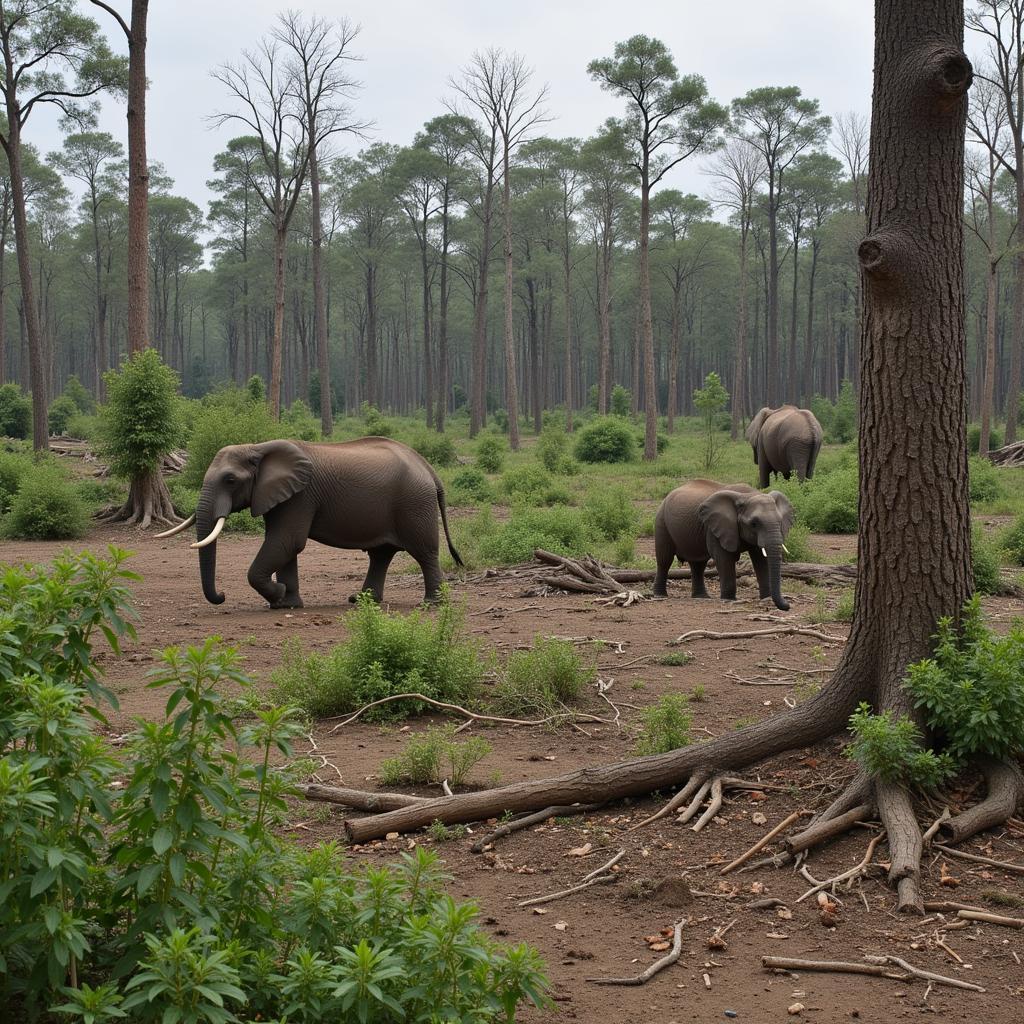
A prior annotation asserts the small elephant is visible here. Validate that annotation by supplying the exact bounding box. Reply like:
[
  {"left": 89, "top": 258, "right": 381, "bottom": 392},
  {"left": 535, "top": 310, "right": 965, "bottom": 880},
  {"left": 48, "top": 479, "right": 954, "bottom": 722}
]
[
  {"left": 746, "top": 405, "right": 823, "bottom": 487},
  {"left": 157, "top": 437, "right": 463, "bottom": 609},
  {"left": 653, "top": 479, "right": 795, "bottom": 611}
]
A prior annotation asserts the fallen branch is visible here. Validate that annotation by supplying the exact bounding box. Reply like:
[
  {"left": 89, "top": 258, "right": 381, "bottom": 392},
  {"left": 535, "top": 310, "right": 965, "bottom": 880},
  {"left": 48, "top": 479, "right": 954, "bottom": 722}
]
[
  {"left": 517, "top": 872, "right": 617, "bottom": 908},
  {"left": 796, "top": 833, "right": 883, "bottom": 903},
  {"left": 763, "top": 956, "right": 907, "bottom": 980},
  {"left": 470, "top": 803, "right": 602, "bottom": 854},
  {"left": 785, "top": 804, "right": 876, "bottom": 855},
  {"left": 296, "top": 784, "right": 427, "bottom": 812},
  {"left": 863, "top": 955, "right": 986, "bottom": 992},
  {"left": 581, "top": 848, "right": 627, "bottom": 882},
  {"left": 956, "top": 909, "right": 1024, "bottom": 929},
  {"left": 673, "top": 625, "right": 846, "bottom": 646},
  {"left": 933, "top": 844, "right": 1024, "bottom": 875},
  {"left": 719, "top": 810, "right": 808, "bottom": 875},
  {"left": 587, "top": 918, "right": 685, "bottom": 986}
]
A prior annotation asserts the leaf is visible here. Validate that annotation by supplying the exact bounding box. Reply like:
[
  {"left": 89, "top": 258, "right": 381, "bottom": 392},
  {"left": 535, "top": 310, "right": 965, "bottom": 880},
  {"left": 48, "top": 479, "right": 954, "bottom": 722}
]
[
  {"left": 152, "top": 827, "right": 174, "bottom": 856},
  {"left": 566, "top": 843, "right": 592, "bottom": 857}
]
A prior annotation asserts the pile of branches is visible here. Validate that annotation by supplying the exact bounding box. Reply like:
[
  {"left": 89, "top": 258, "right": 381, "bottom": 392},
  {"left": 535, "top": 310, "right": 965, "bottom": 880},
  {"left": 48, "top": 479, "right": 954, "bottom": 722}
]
[{"left": 986, "top": 441, "right": 1024, "bottom": 467}]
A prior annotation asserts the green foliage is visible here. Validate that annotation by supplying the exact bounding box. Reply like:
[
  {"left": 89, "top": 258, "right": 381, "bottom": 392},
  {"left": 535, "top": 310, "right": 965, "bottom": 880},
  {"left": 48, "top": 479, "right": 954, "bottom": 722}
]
[
  {"left": 782, "top": 522, "right": 818, "bottom": 562},
  {"left": 100, "top": 350, "right": 185, "bottom": 480},
  {"left": 808, "top": 393, "right": 834, "bottom": 435},
  {"left": 475, "top": 435, "right": 505, "bottom": 473},
  {"left": 182, "top": 389, "right": 279, "bottom": 488},
  {"left": 634, "top": 694, "right": 692, "bottom": 756},
  {"left": 3, "top": 463, "right": 89, "bottom": 539},
  {"left": 448, "top": 467, "right": 493, "bottom": 504},
  {"left": 245, "top": 375, "right": 265, "bottom": 402},
  {"left": 425, "top": 820, "right": 469, "bottom": 843},
  {"left": 904, "top": 597, "right": 1024, "bottom": 764},
  {"left": 692, "top": 371, "right": 729, "bottom": 471},
  {"left": 62, "top": 374, "right": 95, "bottom": 415},
  {"left": 477, "top": 506, "right": 598, "bottom": 565},
  {"left": 280, "top": 399, "right": 321, "bottom": 441},
  {"left": 610, "top": 385, "right": 632, "bottom": 417},
  {"left": 0, "top": 382, "right": 32, "bottom": 439},
  {"left": 494, "top": 636, "right": 596, "bottom": 715},
  {"left": 378, "top": 725, "right": 492, "bottom": 789},
  {"left": 270, "top": 593, "right": 485, "bottom": 719},
  {"left": 967, "top": 423, "right": 1000, "bottom": 455},
  {"left": 828, "top": 379, "right": 857, "bottom": 444},
  {"left": 0, "top": 449, "right": 32, "bottom": 514},
  {"left": 583, "top": 485, "right": 639, "bottom": 540},
  {"left": 67, "top": 413, "right": 102, "bottom": 441},
  {"left": 971, "top": 526, "right": 1002, "bottom": 596},
  {"left": 408, "top": 429, "right": 457, "bottom": 467},
  {"left": 48, "top": 395, "right": 78, "bottom": 436},
  {"left": 968, "top": 455, "right": 1005, "bottom": 504},
  {"left": 846, "top": 703, "right": 956, "bottom": 788},
  {"left": 535, "top": 426, "right": 569, "bottom": 472},
  {"left": 575, "top": 417, "right": 636, "bottom": 464},
  {"left": 780, "top": 462, "right": 859, "bottom": 533},
  {"left": 361, "top": 401, "right": 393, "bottom": 436},
  {"left": 1000, "top": 514, "right": 1024, "bottom": 565},
  {"left": 500, "top": 464, "right": 570, "bottom": 506},
  {"left": 658, "top": 651, "right": 693, "bottom": 667}
]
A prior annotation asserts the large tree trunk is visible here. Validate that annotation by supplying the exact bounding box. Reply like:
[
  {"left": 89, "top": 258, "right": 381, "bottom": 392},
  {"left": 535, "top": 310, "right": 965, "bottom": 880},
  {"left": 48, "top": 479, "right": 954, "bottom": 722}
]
[
  {"left": 564, "top": 245, "right": 574, "bottom": 431},
  {"left": 1006, "top": 203, "right": 1024, "bottom": 444},
  {"left": 597, "top": 238, "right": 612, "bottom": 415},
  {"left": 309, "top": 140, "right": 332, "bottom": 437},
  {"left": 126, "top": 0, "right": 149, "bottom": 355},
  {"left": 420, "top": 231, "right": 433, "bottom": 429},
  {"left": 767, "top": 178, "right": 780, "bottom": 406},
  {"left": 639, "top": 175, "right": 658, "bottom": 460},
  {"left": 501, "top": 143, "right": 520, "bottom": 450},
  {"left": 789, "top": 225, "right": 800, "bottom": 403}
]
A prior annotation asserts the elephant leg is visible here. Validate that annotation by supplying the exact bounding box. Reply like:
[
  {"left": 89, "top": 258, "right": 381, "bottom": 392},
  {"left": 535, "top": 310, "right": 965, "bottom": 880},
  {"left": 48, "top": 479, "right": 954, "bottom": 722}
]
[
  {"left": 758, "top": 459, "right": 771, "bottom": 489},
  {"left": 248, "top": 537, "right": 303, "bottom": 608},
  {"left": 690, "top": 560, "right": 710, "bottom": 599},
  {"left": 274, "top": 557, "right": 303, "bottom": 609},
  {"left": 748, "top": 547, "right": 771, "bottom": 600},
  {"left": 652, "top": 526, "right": 675, "bottom": 598},
  {"left": 350, "top": 544, "right": 399, "bottom": 604},
  {"left": 708, "top": 541, "right": 738, "bottom": 601},
  {"left": 411, "top": 547, "right": 445, "bottom": 604}
]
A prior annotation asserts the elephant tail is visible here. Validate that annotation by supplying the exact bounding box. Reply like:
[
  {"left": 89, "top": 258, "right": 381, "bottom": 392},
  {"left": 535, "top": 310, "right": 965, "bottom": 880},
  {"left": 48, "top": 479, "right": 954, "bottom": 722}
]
[{"left": 437, "top": 487, "right": 464, "bottom": 567}]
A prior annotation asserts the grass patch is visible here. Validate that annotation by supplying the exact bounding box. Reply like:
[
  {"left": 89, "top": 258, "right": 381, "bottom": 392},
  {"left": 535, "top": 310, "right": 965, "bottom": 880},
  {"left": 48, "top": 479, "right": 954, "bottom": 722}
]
[
  {"left": 493, "top": 636, "right": 596, "bottom": 716},
  {"left": 378, "top": 725, "right": 492, "bottom": 788},
  {"left": 634, "top": 694, "right": 692, "bottom": 756}
]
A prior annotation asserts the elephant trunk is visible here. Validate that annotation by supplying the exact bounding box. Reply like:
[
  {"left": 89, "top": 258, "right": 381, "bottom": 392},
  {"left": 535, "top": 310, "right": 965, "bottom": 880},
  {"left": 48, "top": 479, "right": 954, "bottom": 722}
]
[
  {"left": 196, "top": 492, "right": 225, "bottom": 605},
  {"left": 760, "top": 528, "right": 790, "bottom": 612}
]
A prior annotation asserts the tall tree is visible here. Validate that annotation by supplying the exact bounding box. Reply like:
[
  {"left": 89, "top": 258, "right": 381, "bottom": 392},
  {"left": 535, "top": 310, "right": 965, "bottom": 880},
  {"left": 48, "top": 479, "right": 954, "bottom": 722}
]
[
  {"left": 832, "top": 110, "right": 869, "bottom": 215},
  {"left": 731, "top": 86, "right": 830, "bottom": 407},
  {"left": 0, "top": 1, "right": 126, "bottom": 449},
  {"left": 212, "top": 38, "right": 311, "bottom": 418},
  {"left": 275, "top": 11, "right": 364, "bottom": 438},
  {"left": 588, "top": 35, "right": 727, "bottom": 460}
]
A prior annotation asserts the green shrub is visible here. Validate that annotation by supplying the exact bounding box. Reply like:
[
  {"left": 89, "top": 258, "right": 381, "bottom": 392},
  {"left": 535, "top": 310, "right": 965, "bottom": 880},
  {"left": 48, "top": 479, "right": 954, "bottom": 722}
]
[
  {"left": 379, "top": 726, "right": 492, "bottom": 788},
  {"left": 782, "top": 463, "right": 859, "bottom": 533},
  {"left": 409, "top": 429, "right": 458, "bottom": 467},
  {"left": 182, "top": 389, "right": 279, "bottom": 487},
  {"left": 478, "top": 506, "right": 598, "bottom": 565},
  {"left": 809, "top": 393, "right": 834, "bottom": 435},
  {"left": 972, "top": 526, "right": 1002, "bottom": 596},
  {"left": 583, "top": 485, "right": 639, "bottom": 541},
  {"left": 968, "top": 455, "right": 1005, "bottom": 504},
  {"left": 62, "top": 373, "right": 95, "bottom": 415},
  {"left": 100, "top": 349, "right": 185, "bottom": 481},
  {"left": 494, "top": 636, "right": 596, "bottom": 715},
  {"left": 846, "top": 703, "right": 955, "bottom": 787},
  {"left": 281, "top": 398, "right": 321, "bottom": 441},
  {"left": 905, "top": 596, "right": 1024, "bottom": 764},
  {"left": 967, "top": 423, "right": 1000, "bottom": 454},
  {"left": 0, "top": 381, "right": 31, "bottom": 438},
  {"left": 448, "top": 466, "right": 493, "bottom": 504},
  {"left": 634, "top": 694, "right": 693, "bottom": 756},
  {"left": 500, "top": 464, "right": 570, "bottom": 506},
  {"left": 575, "top": 417, "right": 636, "bottom": 464},
  {"left": 245, "top": 373, "right": 265, "bottom": 401},
  {"left": 782, "top": 522, "right": 818, "bottom": 562},
  {"left": 610, "top": 384, "right": 632, "bottom": 417},
  {"left": 67, "top": 412, "right": 102, "bottom": 440},
  {"left": 1001, "top": 514, "right": 1024, "bottom": 565},
  {"left": 827, "top": 379, "right": 857, "bottom": 444},
  {"left": 536, "top": 427, "right": 569, "bottom": 472},
  {"left": 270, "top": 593, "right": 486, "bottom": 719},
  {"left": 693, "top": 371, "right": 729, "bottom": 470},
  {"left": 47, "top": 394, "right": 78, "bottom": 435},
  {"left": 0, "top": 449, "right": 31, "bottom": 513},
  {"left": 475, "top": 434, "right": 505, "bottom": 472},
  {"left": 361, "top": 401, "right": 393, "bottom": 436},
  {"left": 3, "top": 463, "right": 89, "bottom": 539},
  {"left": 635, "top": 430, "right": 669, "bottom": 455}
]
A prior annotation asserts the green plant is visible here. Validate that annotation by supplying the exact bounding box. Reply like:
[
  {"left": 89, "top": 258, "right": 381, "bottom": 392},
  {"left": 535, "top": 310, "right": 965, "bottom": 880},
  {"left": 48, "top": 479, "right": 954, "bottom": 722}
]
[
  {"left": 478, "top": 506, "right": 599, "bottom": 564},
  {"left": 634, "top": 694, "right": 692, "bottom": 756},
  {"left": 48, "top": 394, "right": 78, "bottom": 436},
  {"left": 270, "top": 593, "right": 486, "bottom": 719},
  {"left": 782, "top": 522, "right": 818, "bottom": 562},
  {"left": 495, "top": 636, "right": 596, "bottom": 717},
  {"left": 3, "top": 463, "right": 89, "bottom": 540},
  {"left": 426, "top": 820, "right": 469, "bottom": 843},
  {"left": 409, "top": 429, "right": 458, "bottom": 468},
  {"left": 448, "top": 466, "right": 493, "bottom": 504},
  {"left": 574, "top": 417, "right": 636, "bottom": 464},
  {"left": 971, "top": 526, "right": 1002, "bottom": 596},
  {"left": 501, "top": 464, "right": 561, "bottom": 505},
  {"left": 815, "top": 588, "right": 855, "bottom": 623},
  {"left": 379, "top": 726, "right": 492, "bottom": 789},
  {"left": 475, "top": 434, "right": 505, "bottom": 472},
  {"left": 828, "top": 379, "right": 857, "bottom": 444},
  {"left": 583, "top": 485, "right": 639, "bottom": 540},
  {"left": 967, "top": 423, "right": 1000, "bottom": 454},
  {"left": 692, "top": 371, "right": 729, "bottom": 471},
  {"left": 0, "top": 381, "right": 32, "bottom": 438},
  {"left": 62, "top": 374, "right": 95, "bottom": 415},
  {"left": 361, "top": 401, "right": 393, "bottom": 436},
  {"left": 246, "top": 374, "right": 266, "bottom": 402},
  {"left": 536, "top": 427, "right": 569, "bottom": 472},
  {"left": 1001, "top": 514, "right": 1024, "bottom": 565},
  {"left": 281, "top": 398, "right": 321, "bottom": 441},
  {"left": 690, "top": 684, "right": 707, "bottom": 702},
  {"left": 0, "top": 448, "right": 32, "bottom": 513},
  {"left": 780, "top": 462, "right": 859, "bottom": 533},
  {"left": 610, "top": 384, "right": 632, "bottom": 417},
  {"left": 903, "top": 596, "right": 1024, "bottom": 764},
  {"left": 846, "top": 703, "right": 955, "bottom": 787},
  {"left": 968, "top": 455, "right": 1005, "bottom": 504},
  {"left": 658, "top": 651, "right": 693, "bottom": 667}
]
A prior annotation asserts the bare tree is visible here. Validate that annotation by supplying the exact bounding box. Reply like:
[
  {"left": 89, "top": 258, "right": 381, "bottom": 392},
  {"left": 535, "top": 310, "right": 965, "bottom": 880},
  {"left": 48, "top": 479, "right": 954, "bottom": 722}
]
[
  {"left": 832, "top": 110, "right": 869, "bottom": 215},
  {"left": 212, "top": 39, "right": 311, "bottom": 419},
  {"left": 274, "top": 11, "right": 366, "bottom": 437},
  {"left": 450, "top": 48, "right": 547, "bottom": 450}
]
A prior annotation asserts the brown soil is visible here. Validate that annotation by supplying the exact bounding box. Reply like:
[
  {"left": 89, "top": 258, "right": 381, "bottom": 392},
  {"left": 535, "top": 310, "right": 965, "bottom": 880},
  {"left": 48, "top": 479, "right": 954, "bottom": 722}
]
[{"left": 4, "top": 526, "right": 1022, "bottom": 1023}]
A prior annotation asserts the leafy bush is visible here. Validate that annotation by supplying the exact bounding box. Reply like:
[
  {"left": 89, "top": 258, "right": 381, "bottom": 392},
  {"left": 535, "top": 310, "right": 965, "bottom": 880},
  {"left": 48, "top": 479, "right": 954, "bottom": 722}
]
[
  {"left": 536, "top": 426, "right": 569, "bottom": 472},
  {"left": 0, "top": 381, "right": 31, "bottom": 438},
  {"left": 583, "top": 485, "right": 639, "bottom": 541},
  {"left": 782, "top": 463, "right": 859, "bottom": 533},
  {"left": 246, "top": 374, "right": 265, "bottom": 402},
  {"left": 67, "top": 412, "right": 102, "bottom": 441},
  {"left": 47, "top": 394, "right": 78, "bottom": 436},
  {"left": 809, "top": 393, "right": 834, "bottom": 435},
  {"left": 476, "top": 434, "right": 505, "bottom": 472},
  {"left": 0, "top": 448, "right": 31, "bottom": 513},
  {"left": 378, "top": 725, "right": 492, "bottom": 788},
  {"left": 635, "top": 430, "right": 669, "bottom": 455},
  {"left": 968, "top": 454, "right": 1004, "bottom": 504},
  {"left": 501, "top": 464, "right": 570, "bottom": 506},
  {"left": 610, "top": 384, "right": 632, "bottom": 417},
  {"left": 634, "top": 694, "right": 693, "bottom": 756},
  {"left": 3, "top": 463, "right": 89, "bottom": 539},
  {"left": 1001, "top": 514, "right": 1024, "bottom": 565},
  {"left": 846, "top": 703, "right": 955, "bottom": 787},
  {"left": 270, "top": 593, "right": 486, "bottom": 719},
  {"left": 828, "top": 379, "right": 857, "bottom": 444},
  {"left": 904, "top": 597, "right": 1024, "bottom": 765},
  {"left": 972, "top": 526, "right": 1002, "bottom": 596},
  {"left": 62, "top": 373, "right": 95, "bottom": 415},
  {"left": 967, "top": 423, "right": 1000, "bottom": 454},
  {"left": 693, "top": 371, "right": 729, "bottom": 470},
  {"left": 478, "top": 506, "right": 599, "bottom": 565},
  {"left": 782, "top": 522, "right": 818, "bottom": 562},
  {"left": 575, "top": 417, "right": 636, "bottom": 464},
  {"left": 448, "top": 466, "right": 493, "bottom": 504},
  {"left": 100, "top": 349, "right": 185, "bottom": 481},
  {"left": 494, "top": 636, "right": 595, "bottom": 715},
  {"left": 409, "top": 429, "right": 458, "bottom": 467},
  {"left": 361, "top": 401, "right": 393, "bottom": 436},
  {"left": 281, "top": 398, "right": 321, "bottom": 441}
]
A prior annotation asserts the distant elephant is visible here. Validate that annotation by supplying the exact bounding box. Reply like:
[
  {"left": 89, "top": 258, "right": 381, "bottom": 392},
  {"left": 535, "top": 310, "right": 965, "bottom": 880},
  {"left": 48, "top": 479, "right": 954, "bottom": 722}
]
[
  {"left": 653, "top": 479, "right": 795, "bottom": 611},
  {"left": 746, "top": 405, "right": 823, "bottom": 487},
  {"left": 156, "top": 437, "right": 463, "bottom": 608}
]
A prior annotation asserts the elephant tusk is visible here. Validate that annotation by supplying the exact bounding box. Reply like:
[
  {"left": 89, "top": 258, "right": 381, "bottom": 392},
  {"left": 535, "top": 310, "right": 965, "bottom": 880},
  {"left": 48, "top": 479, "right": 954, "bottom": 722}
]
[
  {"left": 154, "top": 513, "right": 195, "bottom": 539},
  {"left": 782, "top": 544, "right": 790, "bottom": 555},
  {"left": 761, "top": 547, "right": 768, "bottom": 558},
  {"left": 191, "top": 517, "right": 226, "bottom": 549}
]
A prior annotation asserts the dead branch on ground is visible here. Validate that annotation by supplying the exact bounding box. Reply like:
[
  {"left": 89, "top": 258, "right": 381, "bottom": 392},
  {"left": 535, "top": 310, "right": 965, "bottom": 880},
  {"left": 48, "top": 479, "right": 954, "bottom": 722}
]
[
  {"left": 470, "top": 803, "right": 602, "bottom": 853},
  {"left": 587, "top": 918, "right": 685, "bottom": 986}
]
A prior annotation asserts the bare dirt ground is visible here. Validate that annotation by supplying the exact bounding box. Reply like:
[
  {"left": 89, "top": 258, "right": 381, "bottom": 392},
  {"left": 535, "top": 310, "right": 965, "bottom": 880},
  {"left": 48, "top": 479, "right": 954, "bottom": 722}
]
[{"left": 3, "top": 526, "right": 1023, "bottom": 1023}]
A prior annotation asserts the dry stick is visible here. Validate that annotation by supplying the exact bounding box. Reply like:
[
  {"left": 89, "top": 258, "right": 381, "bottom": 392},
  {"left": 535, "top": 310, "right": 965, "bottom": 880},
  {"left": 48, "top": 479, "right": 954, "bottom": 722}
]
[
  {"left": 674, "top": 625, "right": 846, "bottom": 645},
  {"left": 470, "top": 803, "right": 602, "bottom": 854},
  {"left": 724, "top": 671, "right": 798, "bottom": 687},
  {"left": 327, "top": 693, "right": 614, "bottom": 733},
  {"left": 796, "top": 833, "right": 884, "bottom": 903},
  {"left": 719, "top": 810, "right": 808, "bottom": 875},
  {"left": 863, "top": 955, "right": 986, "bottom": 993},
  {"left": 922, "top": 807, "right": 951, "bottom": 846},
  {"left": 923, "top": 900, "right": 989, "bottom": 914},
  {"left": 627, "top": 774, "right": 709, "bottom": 833},
  {"left": 762, "top": 956, "right": 907, "bottom": 980},
  {"left": 956, "top": 909, "right": 1024, "bottom": 929},
  {"left": 933, "top": 844, "right": 1024, "bottom": 875},
  {"left": 587, "top": 918, "right": 685, "bottom": 986},
  {"left": 581, "top": 848, "right": 627, "bottom": 882},
  {"left": 517, "top": 873, "right": 617, "bottom": 908},
  {"left": 296, "top": 784, "right": 427, "bottom": 812}
]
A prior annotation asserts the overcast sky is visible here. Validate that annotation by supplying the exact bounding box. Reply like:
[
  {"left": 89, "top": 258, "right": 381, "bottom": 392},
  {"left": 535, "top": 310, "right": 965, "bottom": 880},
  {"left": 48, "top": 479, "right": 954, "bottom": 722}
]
[{"left": 33, "top": 1, "right": 877, "bottom": 214}]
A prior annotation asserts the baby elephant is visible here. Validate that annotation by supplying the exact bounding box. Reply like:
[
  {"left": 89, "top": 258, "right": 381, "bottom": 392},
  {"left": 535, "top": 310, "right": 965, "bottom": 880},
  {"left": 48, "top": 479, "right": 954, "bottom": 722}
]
[{"left": 653, "top": 479, "right": 795, "bottom": 611}]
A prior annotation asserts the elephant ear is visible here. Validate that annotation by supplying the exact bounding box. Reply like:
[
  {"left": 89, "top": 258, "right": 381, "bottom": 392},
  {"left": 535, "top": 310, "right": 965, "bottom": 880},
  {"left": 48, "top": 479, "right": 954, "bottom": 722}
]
[
  {"left": 251, "top": 440, "right": 313, "bottom": 517},
  {"left": 698, "top": 491, "right": 743, "bottom": 553},
  {"left": 769, "top": 490, "right": 795, "bottom": 536},
  {"left": 745, "top": 407, "right": 772, "bottom": 457}
]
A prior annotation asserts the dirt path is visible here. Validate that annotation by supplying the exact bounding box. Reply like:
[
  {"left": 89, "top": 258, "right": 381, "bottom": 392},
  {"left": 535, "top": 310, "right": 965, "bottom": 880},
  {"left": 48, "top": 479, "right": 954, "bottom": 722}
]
[{"left": 4, "top": 527, "right": 1022, "bottom": 1023}]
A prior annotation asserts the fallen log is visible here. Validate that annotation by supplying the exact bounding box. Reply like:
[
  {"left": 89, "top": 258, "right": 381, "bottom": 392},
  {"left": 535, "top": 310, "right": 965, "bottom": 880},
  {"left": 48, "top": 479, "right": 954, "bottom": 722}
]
[
  {"left": 297, "top": 784, "right": 427, "bottom": 812},
  {"left": 987, "top": 440, "right": 1024, "bottom": 467}
]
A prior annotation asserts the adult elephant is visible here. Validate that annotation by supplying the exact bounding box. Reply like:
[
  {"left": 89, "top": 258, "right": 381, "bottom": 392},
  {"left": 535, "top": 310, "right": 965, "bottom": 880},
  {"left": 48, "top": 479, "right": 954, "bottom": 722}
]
[
  {"left": 156, "top": 437, "right": 463, "bottom": 608},
  {"left": 653, "top": 479, "right": 795, "bottom": 611},
  {"left": 745, "top": 405, "right": 823, "bottom": 487}
]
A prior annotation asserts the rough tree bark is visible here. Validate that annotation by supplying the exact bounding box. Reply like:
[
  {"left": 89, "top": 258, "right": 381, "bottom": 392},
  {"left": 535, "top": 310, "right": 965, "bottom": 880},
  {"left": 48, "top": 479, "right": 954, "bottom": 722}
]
[{"left": 338, "top": 3, "right": 1018, "bottom": 916}]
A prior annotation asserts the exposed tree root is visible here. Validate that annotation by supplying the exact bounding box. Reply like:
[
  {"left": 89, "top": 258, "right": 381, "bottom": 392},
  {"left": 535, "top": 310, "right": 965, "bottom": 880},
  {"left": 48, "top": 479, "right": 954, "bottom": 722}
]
[
  {"left": 877, "top": 784, "right": 924, "bottom": 914},
  {"left": 786, "top": 804, "right": 876, "bottom": 856},
  {"left": 98, "top": 469, "right": 180, "bottom": 530},
  {"left": 719, "top": 810, "right": 808, "bottom": 875},
  {"left": 796, "top": 833, "right": 883, "bottom": 903},
  {"left": 955, "top": 909, "right": 1024, "bottom": 929},
  {"left": 940, "top": 757, "right": 1024, "bottom": 843},
  {"left": 764, "top": 956, "right": 985, "bottom": 993},
  {"left": 932, "top": 844, "right": 1024, "bottom": 875},
  {"left": 673, "top": 625, "right": 846, "bottom": 645},
  {"left": 517, "top": 849, "right": 625, "bottom": 908},
  {"left": 862, "top": 955, "right": 986, "bottom": 993}
]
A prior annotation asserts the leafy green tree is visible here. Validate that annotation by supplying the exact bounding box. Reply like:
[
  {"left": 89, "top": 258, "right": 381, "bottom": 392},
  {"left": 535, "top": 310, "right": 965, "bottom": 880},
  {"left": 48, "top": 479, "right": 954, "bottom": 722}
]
[{"left": 693, "top": 371, "right": 729, "bottom": 470}]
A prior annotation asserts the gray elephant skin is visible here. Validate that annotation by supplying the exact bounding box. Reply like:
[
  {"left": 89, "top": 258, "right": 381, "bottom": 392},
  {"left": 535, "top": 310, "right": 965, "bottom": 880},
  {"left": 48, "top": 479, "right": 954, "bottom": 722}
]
[
  {"left": 653, "top": 479, "right": 795, "bottom": 611},
  {"left": 746, "top": 405, "right": 823, "bottom": 487},
  {"left": 180, "top": 437, "right": 462, "bottom": 609}
]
